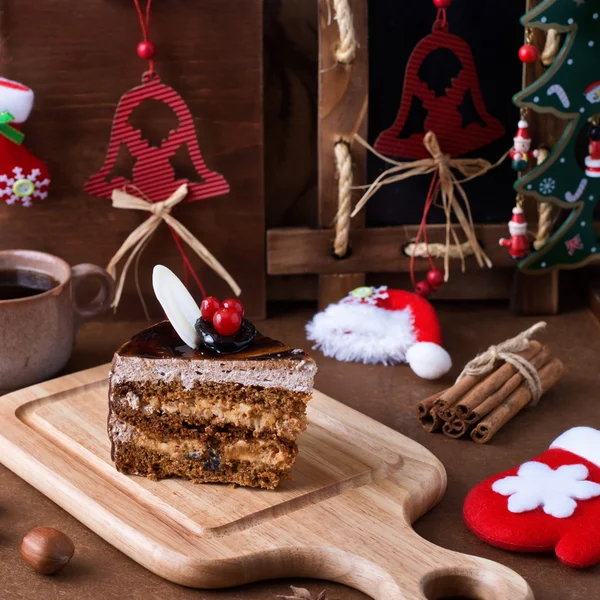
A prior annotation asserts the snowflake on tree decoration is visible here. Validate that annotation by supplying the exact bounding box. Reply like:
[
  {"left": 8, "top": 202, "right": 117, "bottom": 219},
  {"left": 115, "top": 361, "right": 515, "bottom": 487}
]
[
  {"left": 0, "top": 166, "right": 50, "bottom": 207},
  {"left": 538, "top": 177, "right": 557, "bottom": 196}
]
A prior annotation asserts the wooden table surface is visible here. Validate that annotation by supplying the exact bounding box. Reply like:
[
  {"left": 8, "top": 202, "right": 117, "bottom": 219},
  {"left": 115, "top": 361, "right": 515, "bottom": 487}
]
[{"left": 1, "top": 302, "right": 599, "bottom": 600}]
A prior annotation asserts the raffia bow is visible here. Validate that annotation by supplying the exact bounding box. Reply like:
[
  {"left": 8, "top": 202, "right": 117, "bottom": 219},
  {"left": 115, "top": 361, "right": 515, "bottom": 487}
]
[
  {"left": 107, "top": 183, "right": 241, "bottom": 312},
  {"left": 352, "top": 132, "right": 510, "bottom": 278}
]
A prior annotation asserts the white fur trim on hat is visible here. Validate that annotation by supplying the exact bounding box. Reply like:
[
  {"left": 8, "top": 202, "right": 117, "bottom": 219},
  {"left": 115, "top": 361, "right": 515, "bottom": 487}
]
[
  {"left": 406, "top": 342, "right": 452, "bottom": 380},
  {"left": 0, "top": 78, "right": 34, "bottom": 124},
  {"left": 550, "top": 427, "right": 600, "bottom": 467},
  {"left": 306, "top": 302, "right": 416, "bottom": 367}
]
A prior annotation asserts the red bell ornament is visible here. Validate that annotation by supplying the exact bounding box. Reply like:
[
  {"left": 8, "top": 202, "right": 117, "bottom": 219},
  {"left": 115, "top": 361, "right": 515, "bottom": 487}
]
[
  {"left": 85, "top": 73, "right": 229, "bottom": 203},
  {"left": 375, "top": 25, "right": 505, "bottom": 159}
]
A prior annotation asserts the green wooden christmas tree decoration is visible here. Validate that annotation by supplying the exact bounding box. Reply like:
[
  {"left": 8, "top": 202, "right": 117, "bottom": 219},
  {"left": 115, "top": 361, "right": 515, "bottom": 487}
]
[{"left": 514, "top": 0, "right": 600, "bottom": 272}]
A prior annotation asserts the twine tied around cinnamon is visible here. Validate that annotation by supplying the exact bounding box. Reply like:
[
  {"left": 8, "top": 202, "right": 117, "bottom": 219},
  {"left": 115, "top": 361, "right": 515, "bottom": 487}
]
[
  {"left": 107, "top": 183, "right": 241, "bottom": 313},
  {"left": 457, "top": 322, "right": 547, "bottom": 406},
  {"left": 351, "top": 132, "right": 509, "bottom": 280}
]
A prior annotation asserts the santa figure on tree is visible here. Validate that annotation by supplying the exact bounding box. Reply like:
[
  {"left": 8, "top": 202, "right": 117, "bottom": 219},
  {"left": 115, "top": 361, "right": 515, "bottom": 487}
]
[
  {"left": 499, "top": 206, "right": 531, "bottom": 260},
  {"left": 510, "top": 119, "right": 537, "bottom": 172},
  {"left": 585, "top": 122, "right": 600, "bottom": 178}
]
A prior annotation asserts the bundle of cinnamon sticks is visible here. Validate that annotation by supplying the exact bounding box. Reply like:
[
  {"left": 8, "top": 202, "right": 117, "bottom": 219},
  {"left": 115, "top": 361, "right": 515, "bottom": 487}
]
[{"left": 417, "top": 336, "right": 564, "bottom": 444}]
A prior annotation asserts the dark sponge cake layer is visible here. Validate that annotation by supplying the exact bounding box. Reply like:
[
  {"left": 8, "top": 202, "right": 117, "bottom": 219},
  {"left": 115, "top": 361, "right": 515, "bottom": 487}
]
[
  {"left": 112, "top": 442, "right": 290, "bottom": 489},
  {"left": 109, "top": 414, "right": 297, "bottom": 490}
]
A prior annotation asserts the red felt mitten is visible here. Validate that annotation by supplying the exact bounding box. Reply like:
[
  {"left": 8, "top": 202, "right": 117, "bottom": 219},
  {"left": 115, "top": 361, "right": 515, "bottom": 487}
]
[
  {"left": 464, "top": 427, "right": 600, "bottom": 568},
  {"left": 305, "top": 286, "right": 452, "bottom": 380},
  {"left": 0, "top": 78, "right": 50, "bottom": 207}
]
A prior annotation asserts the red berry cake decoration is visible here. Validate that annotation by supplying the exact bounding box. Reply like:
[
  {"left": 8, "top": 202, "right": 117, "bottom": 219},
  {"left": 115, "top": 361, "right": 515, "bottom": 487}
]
[{"left": 153, "top": 266, "right": 255, "bottom": 354}]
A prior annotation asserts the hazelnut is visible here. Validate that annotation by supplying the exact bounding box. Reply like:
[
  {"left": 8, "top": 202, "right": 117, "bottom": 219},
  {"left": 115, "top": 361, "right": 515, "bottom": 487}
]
[{"left": 20, "top": 527, "right": 75, "bottom": 574}]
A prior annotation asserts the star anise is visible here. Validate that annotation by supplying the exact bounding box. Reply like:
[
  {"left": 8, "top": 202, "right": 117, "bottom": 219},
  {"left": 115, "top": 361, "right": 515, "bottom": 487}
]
[{"left": 276, "top": 586, "right": 327, "bottom": 600}]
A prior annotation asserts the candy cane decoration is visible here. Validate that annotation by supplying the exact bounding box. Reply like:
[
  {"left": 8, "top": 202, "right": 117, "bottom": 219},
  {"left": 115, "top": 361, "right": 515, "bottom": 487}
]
[
  {"left": 548, "top": 84, "right": 570, "bottom": 109},
  {"left": 565, "top": 177, "right": 588, "bottom": 203}
]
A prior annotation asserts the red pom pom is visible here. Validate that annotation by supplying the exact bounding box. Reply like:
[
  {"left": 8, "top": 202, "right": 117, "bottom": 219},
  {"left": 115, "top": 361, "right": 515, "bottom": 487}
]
[
  {"left": 137, "top": 41, "right": 156, "bottom": 61},
  {"left": 415, "top": 281, "right": 433, "bottom": 297},
  {"left": 427, "top": 269, "right": 445, "bottom": 290},
  {"left": 518, "top": 44, "right": 539, "bottom": 64},
  {"left": 213, "top": 308, "right": 242, "bottom": 336},
  {"left": 433, "top": 0, "right": 452, "bottom": 7},
  {"left": 200, "top": 296, "right": 220, "bottom": 321},
  {"left": 221, "top": 298, "right": 244, "bottom": 318}
]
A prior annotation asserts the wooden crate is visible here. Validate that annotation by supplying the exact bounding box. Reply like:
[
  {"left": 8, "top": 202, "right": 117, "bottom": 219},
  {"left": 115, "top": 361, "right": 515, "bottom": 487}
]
[
  {"left": 267, "top": 0, "right": 565, "bottom": 313},
  {"left": 0, "top": 0, "right": 265, "bottom": 319}
]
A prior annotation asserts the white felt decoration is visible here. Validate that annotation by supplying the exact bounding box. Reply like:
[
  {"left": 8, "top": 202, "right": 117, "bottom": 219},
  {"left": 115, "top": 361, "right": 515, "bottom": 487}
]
[
  {"left": 152, "top": 265, "right": 200, "bottom": 349},
  {"left": 406, "top": 342, "right": 452, "bottom": 380},
  {"left": 492, "top": 461, "right": 600, "bottom": 519},
  {"left": 551, "top": 426, "right": 600, "bottom": 468},
  {"left": 0, "top": 78, "right": 34, "bottom": 124},
  {"left": 306, "top": 302, "right": 416, "bottom": 366}
]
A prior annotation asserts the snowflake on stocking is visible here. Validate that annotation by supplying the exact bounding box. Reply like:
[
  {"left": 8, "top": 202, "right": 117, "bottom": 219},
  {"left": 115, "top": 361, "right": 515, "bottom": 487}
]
[{"left": 0, "top": 167, "right": 50, "bottom": 207}]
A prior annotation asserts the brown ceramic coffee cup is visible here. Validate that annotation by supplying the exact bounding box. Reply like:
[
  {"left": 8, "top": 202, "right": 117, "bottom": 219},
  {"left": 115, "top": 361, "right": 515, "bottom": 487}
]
[{"left": 0, "top": 250, "right": 115, "bottom": 393}]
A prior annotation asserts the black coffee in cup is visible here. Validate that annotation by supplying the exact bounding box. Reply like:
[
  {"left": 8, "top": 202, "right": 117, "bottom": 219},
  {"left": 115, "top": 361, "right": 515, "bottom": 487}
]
[{"left": 0, "top": 269, "right": 59, "bottom": 300}]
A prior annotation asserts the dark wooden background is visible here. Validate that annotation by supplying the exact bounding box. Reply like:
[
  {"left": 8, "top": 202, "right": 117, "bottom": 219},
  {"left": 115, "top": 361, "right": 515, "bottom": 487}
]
[{"left": 0, "top": 0, "right": 265, "bottom": 318}]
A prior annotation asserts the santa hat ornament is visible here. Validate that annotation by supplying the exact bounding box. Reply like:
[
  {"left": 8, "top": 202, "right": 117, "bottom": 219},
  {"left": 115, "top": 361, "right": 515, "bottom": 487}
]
[
  {"left": 0, "top": 78, "right": 50, "bottom": 207},
  {"left": 464, "top": 427, "right": 600, "bottom": 568},
  {"left": 509, "top": 206, "right": 527, "bottom": 234},
  {"left": 514, "top": 119, "right": 531, "bottom": 143},
  {"left": 305, "top": 286, "right": 452, "bottom": 380}
]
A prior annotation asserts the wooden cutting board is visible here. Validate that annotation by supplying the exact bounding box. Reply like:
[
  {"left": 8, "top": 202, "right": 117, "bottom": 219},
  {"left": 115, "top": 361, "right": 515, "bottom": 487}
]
[{"left": 0, "top": 365, "right": 533, "bottom": 599}]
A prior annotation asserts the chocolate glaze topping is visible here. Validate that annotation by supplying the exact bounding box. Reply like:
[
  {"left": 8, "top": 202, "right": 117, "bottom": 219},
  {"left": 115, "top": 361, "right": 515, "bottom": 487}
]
[
  {"left": 195, "top": 317, "right": 257, "bottom": 355},
  {"left": 118, "top": 321, "right": 310, "bottom": 362}
]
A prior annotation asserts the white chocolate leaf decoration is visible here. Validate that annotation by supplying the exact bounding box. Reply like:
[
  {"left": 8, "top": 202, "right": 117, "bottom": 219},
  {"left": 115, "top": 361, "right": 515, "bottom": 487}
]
[{"left": 152, "top": 265, "right": 200, "bottom": 349}]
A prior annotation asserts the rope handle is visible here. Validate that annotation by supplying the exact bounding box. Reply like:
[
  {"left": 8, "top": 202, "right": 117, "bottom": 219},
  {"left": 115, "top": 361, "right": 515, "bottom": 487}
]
[
  {"left": 331, "top": 0, "right": 357, "bottom": 64},
  {"left": 333, "top": 141, "right": 353, "bottom": 258}
]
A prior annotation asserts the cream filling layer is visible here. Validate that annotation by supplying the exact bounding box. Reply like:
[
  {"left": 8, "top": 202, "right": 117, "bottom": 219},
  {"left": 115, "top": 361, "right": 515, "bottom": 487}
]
[
  {"left": 124, "top": 392, "right": 306, "bottom": 438},
  {"left": 139, "top": 437, "right": 289, "bottom": 468},
  {"left": 111, "top": 418, "right": 291, "bottom": 468}
]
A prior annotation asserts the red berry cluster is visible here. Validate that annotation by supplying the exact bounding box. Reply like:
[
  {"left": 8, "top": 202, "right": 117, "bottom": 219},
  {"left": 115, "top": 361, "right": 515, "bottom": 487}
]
[
  {"left": 200, "top": 297, "right": 245, "bottom": 336},
  {"left": 415, "top": 269, "right": 444, "bottom": 298}
]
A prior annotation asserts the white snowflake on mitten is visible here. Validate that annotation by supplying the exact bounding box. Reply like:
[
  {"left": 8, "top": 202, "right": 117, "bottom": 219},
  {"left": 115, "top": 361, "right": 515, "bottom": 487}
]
[
  {"left": 0, "top": 166, "right": 50, "bottom": 207},
  {"left": 493, "top": 461, "right": 600, "bottom": 519}
]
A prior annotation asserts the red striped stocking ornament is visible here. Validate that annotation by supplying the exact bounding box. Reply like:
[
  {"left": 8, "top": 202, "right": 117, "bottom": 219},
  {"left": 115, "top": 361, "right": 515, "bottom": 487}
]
[{"left": 0, "top": 78, "right": 50, "bottom": 207}]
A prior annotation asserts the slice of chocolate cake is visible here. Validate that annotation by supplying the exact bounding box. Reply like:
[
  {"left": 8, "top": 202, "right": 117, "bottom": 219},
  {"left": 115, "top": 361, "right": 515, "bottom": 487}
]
[{"left": 108, "top": 267, "right": 316, "bottom": 489}]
